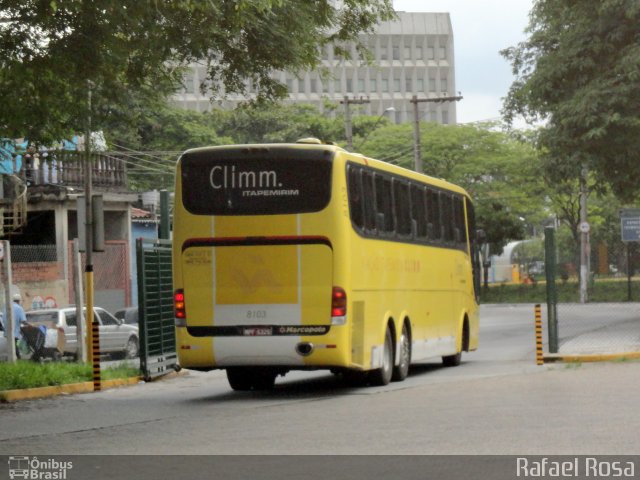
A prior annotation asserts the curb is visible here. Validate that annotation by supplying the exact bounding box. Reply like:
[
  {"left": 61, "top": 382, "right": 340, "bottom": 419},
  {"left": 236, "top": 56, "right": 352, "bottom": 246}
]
[
  {"left": 543, "top": 351, "right": 640, "bottom": 363},
  {"left": 0, "top": 376, "right": 142, "bottom": 403}
]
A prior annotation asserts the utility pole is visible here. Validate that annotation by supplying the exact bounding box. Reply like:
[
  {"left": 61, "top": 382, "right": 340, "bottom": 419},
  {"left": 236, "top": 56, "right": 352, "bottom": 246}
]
[
  {"left": 411, "top": 94, "right": 463, "bottom": 173},
  {"left": 84, "top": 80, "right": 95, "bottom": 364},
  {"left": 340, "top": 96, "right": 370, "bottom": 151},
  {"left": 1, "top": 241, "right": 17, "bottom": 362},
  {"left": 579, "top": 164, "right": 590, "bottom": 303}
]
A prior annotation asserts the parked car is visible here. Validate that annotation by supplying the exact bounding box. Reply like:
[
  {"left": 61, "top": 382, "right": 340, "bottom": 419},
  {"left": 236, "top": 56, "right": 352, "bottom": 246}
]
[
  {"left": 114, "top": 307, "right": 138, "bottom": 326},
  {"left": 25, "top": 306, "right": 139, "bottom": 359},
  {"left": 0, "top": 333, "right": 7, "bottom": 361}
]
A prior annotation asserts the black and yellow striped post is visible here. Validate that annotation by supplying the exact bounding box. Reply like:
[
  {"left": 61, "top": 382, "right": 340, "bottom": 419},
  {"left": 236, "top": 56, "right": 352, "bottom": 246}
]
[
  {"left": 535, "top": 304, "right": 544, "bottom": 365},
  {"left": 92, "top": 322, "right": 101, "bottom": 391}
]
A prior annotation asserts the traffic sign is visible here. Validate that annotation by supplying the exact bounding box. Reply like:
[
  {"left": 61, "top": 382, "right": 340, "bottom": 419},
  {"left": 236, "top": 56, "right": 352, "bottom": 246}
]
[
  {"left": 620, "top": 209, "right": 640, "bottom": 242},
  {"left": 579, "top": 221, "right": 590, "bottom": 233}
]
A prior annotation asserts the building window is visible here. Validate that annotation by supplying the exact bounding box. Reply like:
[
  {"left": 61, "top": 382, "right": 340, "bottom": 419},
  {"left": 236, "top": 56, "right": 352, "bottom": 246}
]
[
  {"left": 416, "top": 46, "right": 423, "bottom": 60},
  {"left": 322, "top": 80, "right": 330, "bottom": 93},
  {"left": 429, "top": 77, "right": 436, "bottom": 93},
  {"left": 298, "top": 79, "right": 305, "bottom": 93},
  {"left": 440, "top": 76, "right": 448, "bottom": 93},
  {"left": 404, "top": 46, "right": 411, "bottom": 60},
  {"left": 381, "top": 78, "right": 389, "bottom": 92},
  {"left": 286, "top": 79, "right": 294, "bottom": 94},
  {"left": 346, "top": 78, "right": 353, "bottom": 92},
  {"left": 405, "top": 78, "right": 412, "bottom": 92},
  {"left": 392, "top": 45, "right": 400, "bottom": 60},
  {"left": 184, "top": 73, "right": 195, "bottom": 94},
  {"left": 442, "top": 110, "right": 449, "bottom": 124},
  {"left": 310, "top": 78, "right": 317, "bottom": 93},
  {"left": 427, "top": 46, "right": 435, "bottom": 60},
  {"left": 417, "top": 79, "right": 424, "bottom": 92},
  {"left": 358, "top": 79, "right": 365, "bottom": 92},
  {"left": 380, "top": 45, "right": 388, "bottom": 60},
  {"left": 439, "top": 46, "right": 447, "bottom": 59},
  {"left": 335, "top": 79, "right": 342, "bottom": 93},
  {"left": 394, "top": 78, "right": 401, "bottom": 92},
  {"left": 370, "top": 79, "right": 377, "bottom": 92}
]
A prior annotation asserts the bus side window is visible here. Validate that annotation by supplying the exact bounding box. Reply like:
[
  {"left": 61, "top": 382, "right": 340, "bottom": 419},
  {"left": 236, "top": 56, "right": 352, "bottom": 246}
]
[
  {"left": 362, "top": 170, "right": 376, "bottom": 232},
  {"left": 394, "top": 179, "right": 411, "bottom": 237},
  {"left": 427, "top": 188, "right": 441, "bottom": 241},
  {"left": 410, "top": 184, "right": 427, "bottom": 240},
  {"left": 441, "top": 193, "right": 454, "bottom": 242},
  {"left": 375, "top": 174, "right": 394, "bottom": 234},
  {"left": 454, "top": 195, "right": 467, "bottom": 247},
  {"left": 347, "top": 165, "right": 364, "bottom": 230}
]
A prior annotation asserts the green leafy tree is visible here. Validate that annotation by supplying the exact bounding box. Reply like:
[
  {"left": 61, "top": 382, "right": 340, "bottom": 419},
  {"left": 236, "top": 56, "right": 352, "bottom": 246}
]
[
  {"left": 0, "top": 0, "right": 394, "bottom": 144},
  {"left": 216, "top": 103, "right": 344, "bottom": 144},
  {"left": 103, "top": 102, "right": 233, "bottom": 191},
  {"left": 502, "top": 0, "right": 640, "bottom": 200}
]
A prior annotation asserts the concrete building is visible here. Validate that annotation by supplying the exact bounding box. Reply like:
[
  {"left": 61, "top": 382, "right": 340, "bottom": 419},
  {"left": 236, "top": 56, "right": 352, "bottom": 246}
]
[{"left": 171, "top": 12, "right": 457, "bottom": 125}]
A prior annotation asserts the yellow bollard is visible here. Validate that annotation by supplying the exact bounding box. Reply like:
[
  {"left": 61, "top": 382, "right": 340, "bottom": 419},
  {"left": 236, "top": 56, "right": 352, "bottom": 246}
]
[
  {"left": 92, "top": 322, "right": 101, "bottom": 391},
  {"left": 535, "top": 304, "right": 544, "bottom": 365}
]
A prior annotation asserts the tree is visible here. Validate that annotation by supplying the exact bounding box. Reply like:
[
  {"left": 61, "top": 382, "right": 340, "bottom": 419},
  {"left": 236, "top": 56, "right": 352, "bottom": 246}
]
[
  {"left": 216, "top": 103, "right": 344, "bottom": 144},
  {"left": 501, "top": 0, "right": 640, "bottom": 200},
  {"left": 0, "top": 0, "right": 394, "bottom": 144}
]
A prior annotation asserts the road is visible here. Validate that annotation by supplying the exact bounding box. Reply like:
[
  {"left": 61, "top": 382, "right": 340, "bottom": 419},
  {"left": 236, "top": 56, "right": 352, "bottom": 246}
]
[{"left": 1, "top": 304, "right": 639, "bottom": 459}]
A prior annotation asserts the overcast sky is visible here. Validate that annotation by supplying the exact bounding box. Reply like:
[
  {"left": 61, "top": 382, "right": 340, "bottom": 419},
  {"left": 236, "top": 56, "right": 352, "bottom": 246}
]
[{"left": 393, "top": 0, "right": 534, "bottom": 124}]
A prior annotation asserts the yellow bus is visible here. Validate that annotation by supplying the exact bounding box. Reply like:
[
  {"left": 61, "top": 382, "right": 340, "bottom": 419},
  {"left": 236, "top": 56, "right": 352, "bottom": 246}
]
[{"left": 173, "top": 139, "right": 481, "bottom": 390}]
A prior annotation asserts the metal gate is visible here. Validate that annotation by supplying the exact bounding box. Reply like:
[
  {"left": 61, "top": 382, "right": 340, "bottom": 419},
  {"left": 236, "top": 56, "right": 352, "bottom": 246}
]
[{"left": 136, "top": 238, "right": 178, "bottom": 380}]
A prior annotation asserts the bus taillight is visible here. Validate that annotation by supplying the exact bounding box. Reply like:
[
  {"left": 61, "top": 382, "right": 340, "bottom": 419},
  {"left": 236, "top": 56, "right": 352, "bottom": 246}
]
[
  {"left": 331, "top": 286, "right": 347, "bottom": 324},
  {"left": 174, "top": 289, "right": 186, "bottom": 326}
]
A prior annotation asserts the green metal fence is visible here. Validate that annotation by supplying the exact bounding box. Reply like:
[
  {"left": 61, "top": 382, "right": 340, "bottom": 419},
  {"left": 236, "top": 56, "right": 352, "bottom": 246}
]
[
  {"left": 543, "top": 227, "right": 640, "bottom": 357},
  {"left": 137, "top": 238, "right": 177, "bottom": 380}
]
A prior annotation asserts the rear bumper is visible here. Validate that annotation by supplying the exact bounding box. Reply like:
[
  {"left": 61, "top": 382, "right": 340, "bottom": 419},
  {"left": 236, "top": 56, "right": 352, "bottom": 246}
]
[{"left": 176, "top": 324, "right": 349, "bottom": 369}]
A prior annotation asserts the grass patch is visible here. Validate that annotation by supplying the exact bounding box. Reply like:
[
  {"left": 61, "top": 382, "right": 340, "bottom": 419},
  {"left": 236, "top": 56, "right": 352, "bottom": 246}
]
[{"left": 0, "top": 361, "right": 139, "bottom": 391}]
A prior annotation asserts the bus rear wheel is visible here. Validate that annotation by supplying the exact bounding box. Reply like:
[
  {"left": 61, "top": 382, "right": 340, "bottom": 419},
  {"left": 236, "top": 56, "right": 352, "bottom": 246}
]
[
  {"left": 392, "top": 323, "right": 411, "bottom": 382},
  {"left": 369, "top": 327, "right": 393, "bottom": 386},
  {"left": 226, "top": 367, "right": 277, "bottom": 391}
]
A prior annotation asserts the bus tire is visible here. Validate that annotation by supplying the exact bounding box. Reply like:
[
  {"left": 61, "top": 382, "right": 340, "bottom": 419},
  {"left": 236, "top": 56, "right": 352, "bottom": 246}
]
[
  {"left": 392, "top": 322, "right": 411, "bottom": 382},
  {"left": 369, "top": 327, "right": 393, "bottom": 386},
  {"left": 442, "top": 351, "right": 462, "bottom": 367},
  {"left": 227, "top": 368, "right": 253, "bottom": 391},
  {"left": 252, "top": 369, "right": 278, "bottom": 390},
  {"left": 227, "top": 367, "right": 278, "bottom": 391}
]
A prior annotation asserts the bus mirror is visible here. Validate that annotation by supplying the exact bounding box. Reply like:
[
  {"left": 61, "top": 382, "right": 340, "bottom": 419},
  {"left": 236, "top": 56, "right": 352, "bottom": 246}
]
[{"left": 476, "top": 229, "right": 487, "bottom": 244}]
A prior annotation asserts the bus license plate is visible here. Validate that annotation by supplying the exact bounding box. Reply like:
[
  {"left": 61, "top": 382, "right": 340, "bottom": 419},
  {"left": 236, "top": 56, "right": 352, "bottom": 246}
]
[{"left": 243, "top": 327, "right": 273, "bottom": 336}]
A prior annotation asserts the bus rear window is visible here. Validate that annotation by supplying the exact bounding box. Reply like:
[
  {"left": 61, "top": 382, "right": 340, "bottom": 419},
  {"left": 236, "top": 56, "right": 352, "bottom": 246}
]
[{"left": 180, "top": 148, "right": 333, "bottom": 215}]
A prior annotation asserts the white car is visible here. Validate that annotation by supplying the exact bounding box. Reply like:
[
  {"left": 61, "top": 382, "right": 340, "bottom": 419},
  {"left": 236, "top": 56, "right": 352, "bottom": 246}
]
[
  {"left": 25, "top": 306, "right": 139, "bottom": 359},
  {"left": 0, "top": 334, "right": 7, "bottom": 361}
]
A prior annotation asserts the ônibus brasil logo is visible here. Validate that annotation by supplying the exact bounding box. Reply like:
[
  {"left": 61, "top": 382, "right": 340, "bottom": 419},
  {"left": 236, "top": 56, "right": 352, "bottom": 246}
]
[{"left": 8, "top": 456, "right": 73, "bottom": 479}]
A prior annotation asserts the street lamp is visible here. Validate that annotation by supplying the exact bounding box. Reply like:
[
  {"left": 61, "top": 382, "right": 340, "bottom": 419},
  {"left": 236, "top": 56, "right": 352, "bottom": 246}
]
[{"left": 354, "top": 107, "right": 396, "bottom": 151}]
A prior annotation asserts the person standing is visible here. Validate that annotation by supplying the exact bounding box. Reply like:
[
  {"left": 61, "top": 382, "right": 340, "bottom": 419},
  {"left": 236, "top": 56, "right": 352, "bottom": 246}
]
[{"left": 10, "top": 293, "right": 27, "bottom": 359}]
